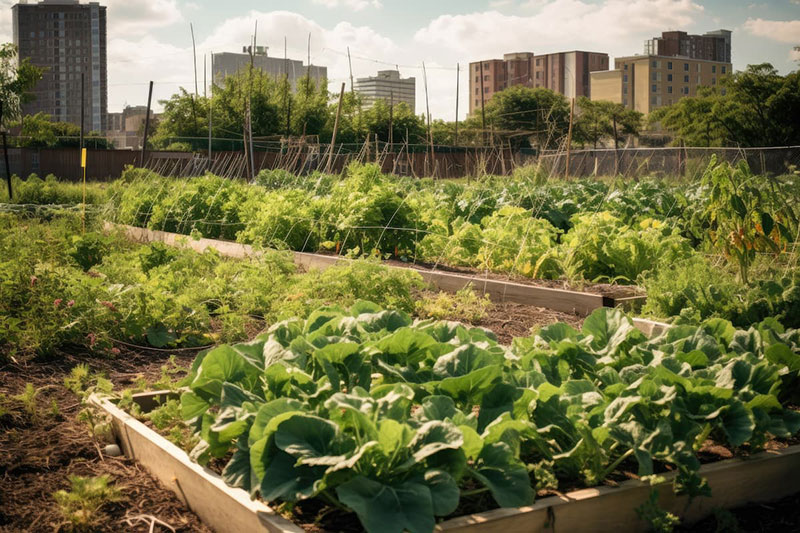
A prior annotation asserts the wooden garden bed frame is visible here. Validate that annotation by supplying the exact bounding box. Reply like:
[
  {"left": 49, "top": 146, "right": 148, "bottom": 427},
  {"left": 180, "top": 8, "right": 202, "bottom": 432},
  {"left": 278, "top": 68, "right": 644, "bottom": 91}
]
[
  {"left": 91, "top": 391, "right": 800, "bottom": 533},
  {"left": 104, "top": 223, "right": 659, "bottom": 333}
]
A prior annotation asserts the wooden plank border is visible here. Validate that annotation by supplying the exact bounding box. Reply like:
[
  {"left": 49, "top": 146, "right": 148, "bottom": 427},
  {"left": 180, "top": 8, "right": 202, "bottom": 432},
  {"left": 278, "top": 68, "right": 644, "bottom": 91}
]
[
  {"left": 93, "top": 392, "right": 800, "bottom": 533},
  {"left": 104, "top": 223, "right": 641, "bottom": 317},
  {"left": 89, "top": 394, "right": 302, "bottom": 533}
]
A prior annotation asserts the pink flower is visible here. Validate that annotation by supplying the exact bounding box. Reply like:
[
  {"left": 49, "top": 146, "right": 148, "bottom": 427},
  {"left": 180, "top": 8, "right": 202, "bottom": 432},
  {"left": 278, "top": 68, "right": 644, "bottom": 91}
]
[
  {"left": 110, "top": 347, "right": 121, "bottom": 356},
  {"left": 87, "top": 333, "right": 97, "bottom": 348},
  {"left": 67, "top": 300, "right": 75, "bottom": 308},
  {"left": 30, "top": 276, "right": 38, "bottom": 287},
  {"left": 54, "top": 299, "right": 63, "bottom": 308}
]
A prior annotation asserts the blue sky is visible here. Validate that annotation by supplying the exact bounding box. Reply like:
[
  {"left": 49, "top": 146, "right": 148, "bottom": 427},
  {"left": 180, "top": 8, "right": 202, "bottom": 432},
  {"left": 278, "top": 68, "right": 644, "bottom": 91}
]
[{"left": 2, "top": 0, "right": 798, "bottom": 117}]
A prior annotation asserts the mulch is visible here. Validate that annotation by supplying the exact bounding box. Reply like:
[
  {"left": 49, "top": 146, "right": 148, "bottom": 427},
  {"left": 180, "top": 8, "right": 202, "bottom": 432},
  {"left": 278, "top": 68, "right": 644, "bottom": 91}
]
[{"left": 0, "top": 350, "right": 212, "bottom": 533}]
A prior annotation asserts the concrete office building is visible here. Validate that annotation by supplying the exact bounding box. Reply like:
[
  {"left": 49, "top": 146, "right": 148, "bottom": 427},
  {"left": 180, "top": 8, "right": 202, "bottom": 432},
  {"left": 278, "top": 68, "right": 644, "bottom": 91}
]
[
  {"left": 590, "top": 55, "right": 732, "bottom": 114},
  {"left": 644, "top": 29, "right": 732, "bottom": 63},
  {"left": 354, "top": 70, "right": 416, "bottom": 113},
  {"left": 12, "top": 0, "right": 107, "bottom": 133},
  {"left": 107, "top": 105, "right": 154, "bottom": 149},
  {"left": 469, "top": 51, "right": 609, "bottom": 115},
  {"left": 211, "top": 46, "right": 327, "bottom": 92}
]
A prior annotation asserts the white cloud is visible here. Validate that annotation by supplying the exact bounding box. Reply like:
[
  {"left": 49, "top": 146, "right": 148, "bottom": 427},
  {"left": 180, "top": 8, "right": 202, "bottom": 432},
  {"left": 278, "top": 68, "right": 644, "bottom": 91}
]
[
  {"left": 489, "top": 0, "right": 514, "bottom": 7},
  {"left": 415, "top": 0, "right": 703, "bottom": 59},
  {"left": 791, "top": 47, "right": 800, "bottom": 62},
  {"left": 104, "top": 0, "right": 183, "bottom": 35},
  {"left": 311, "top": 0, "right": 383, "bottom": 11},
  {"left": 743, "top": 18, "right": 800, "bottom": 44}
]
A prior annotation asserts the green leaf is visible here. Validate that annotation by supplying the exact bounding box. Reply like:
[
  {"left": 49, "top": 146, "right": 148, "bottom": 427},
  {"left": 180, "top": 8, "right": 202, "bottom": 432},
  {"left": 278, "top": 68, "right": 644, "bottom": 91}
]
[
  {"left": 146, "top": 323, "right": 176, "bottom": 348},
  {"left": 765, "top": 343, "right": 800, "bottom": 373},
  {"left": 274, "top": 414, "right": 344, "bottom": 462},
  {"left": 425, "top": 469, "right": 460, "bottom": 516},
  {"left": 260, "top": 450, "right": 327, "bottom": 502},
  {"left": 437, "top": 365, "right": 502, "bottom": 405},
  {"left": 336, "top": 476, "right": 435, "bottom": 533},
  {"left": 471, "top": 442, "right": 533, "bottom": 508},
  {"left": 180, "top": 391, "right": 209, "bottom": 421},
  {"left": 410, "top": 421, "right": 464, "bottom": 464},
  {"left": 721, "top": 400, "right": 755, "bottom": 447},
  {"left": 760, "top": 212, "right": 774, "bottom": 237}
]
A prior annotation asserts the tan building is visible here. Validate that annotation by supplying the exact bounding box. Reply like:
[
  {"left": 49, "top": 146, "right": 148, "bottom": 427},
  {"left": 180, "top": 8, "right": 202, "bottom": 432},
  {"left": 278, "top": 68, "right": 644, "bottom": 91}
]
[
  {"left": 107, "top": 105, "right": 154, "bottom": 150},
  {"left": 469, "top": 51, "right": 609, "bottom": 115},
  {"left": 590, "top": 55, "right": 731, "bottom": 114}
]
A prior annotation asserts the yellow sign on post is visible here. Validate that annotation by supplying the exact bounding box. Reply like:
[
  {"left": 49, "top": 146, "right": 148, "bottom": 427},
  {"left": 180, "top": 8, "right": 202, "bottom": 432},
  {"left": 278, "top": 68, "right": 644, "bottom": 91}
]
[{"left": 81, "top": 148, "right": 87, "bottom": 233}]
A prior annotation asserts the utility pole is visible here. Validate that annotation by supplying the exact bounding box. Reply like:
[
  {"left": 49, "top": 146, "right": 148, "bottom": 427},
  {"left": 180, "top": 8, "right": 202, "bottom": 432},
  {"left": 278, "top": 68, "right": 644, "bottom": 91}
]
[
  {"left": 565, "top": 97, "right": 575, "bottom": 178},
  {"left": 454, "top": 63, "right": 460, "bottom": 146},
  {"left": 326, "top": 83, "right": 346, "bottom": 174},
  {"left": 141, "top": 81, "right": 154, "bottom": 166}
]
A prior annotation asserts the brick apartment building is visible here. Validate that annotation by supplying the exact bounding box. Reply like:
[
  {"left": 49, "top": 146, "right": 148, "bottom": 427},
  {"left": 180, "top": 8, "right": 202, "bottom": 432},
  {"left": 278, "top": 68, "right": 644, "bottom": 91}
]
[
  {"left": 590, "top": 29, "right": 732, "bottom": 114},
  {"left": 12, "top": 0, "right": 108, "bottom": 133},
  {"left": 644, "top": 29, "right": 731, "bottom": 63},
  {"left": 469, "top": 51, "right": 609, "bottom": 115}
]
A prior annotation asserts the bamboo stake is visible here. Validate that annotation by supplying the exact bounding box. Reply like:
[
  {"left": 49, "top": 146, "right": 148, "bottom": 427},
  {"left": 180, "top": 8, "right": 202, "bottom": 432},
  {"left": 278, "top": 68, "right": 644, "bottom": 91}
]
[
  {"left": 326, "top": 83, "right": 346, "bottom": 174},
  {"left": 454, "top": 63, "right": 459, "bottom": 146},
  {"left": 565, "top": 97, "right": 575, "bottom": 178}
]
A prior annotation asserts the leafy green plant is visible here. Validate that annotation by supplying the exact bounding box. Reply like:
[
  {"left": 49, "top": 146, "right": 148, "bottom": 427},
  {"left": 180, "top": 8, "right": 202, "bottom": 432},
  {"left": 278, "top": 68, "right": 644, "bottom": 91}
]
[
  {"left": 415, "top": 286, "right": 492, "bottom": 323},
  {"left": 178, "top": 302, "right": 800, "bottom": 533},
  {"left": 13, "top": 382, "right": 39, "bottom": 420},
  {"left": 53, "top": 475, "right": 123, "bottom": 531}
]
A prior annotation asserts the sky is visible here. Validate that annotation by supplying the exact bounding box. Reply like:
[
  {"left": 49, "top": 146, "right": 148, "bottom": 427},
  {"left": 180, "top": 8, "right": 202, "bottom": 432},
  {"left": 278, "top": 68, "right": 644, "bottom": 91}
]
[{"left": 1, "top": 0, "right": 798, "bottom": 119}]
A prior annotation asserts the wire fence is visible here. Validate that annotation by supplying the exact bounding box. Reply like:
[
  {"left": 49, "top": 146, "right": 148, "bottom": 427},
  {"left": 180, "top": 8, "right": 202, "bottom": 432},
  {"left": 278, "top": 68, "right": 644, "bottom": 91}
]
[{"left": 4, "top": 142, "right": 800, "bottom": 182}]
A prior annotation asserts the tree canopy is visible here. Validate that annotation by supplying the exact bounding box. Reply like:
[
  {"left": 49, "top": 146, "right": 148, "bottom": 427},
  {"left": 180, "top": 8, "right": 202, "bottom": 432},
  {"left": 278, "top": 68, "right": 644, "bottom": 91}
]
[
  {"left": 0, "top": 43, "right": 43, "bottom": 128},
  {"left": 651, "top": 63, "right": 800, "bottom": 147}
]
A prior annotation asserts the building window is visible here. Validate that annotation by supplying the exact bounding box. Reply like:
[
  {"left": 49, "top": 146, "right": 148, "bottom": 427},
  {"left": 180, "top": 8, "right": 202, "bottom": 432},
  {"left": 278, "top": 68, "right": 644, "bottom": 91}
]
[
  {"left": 475, "top": 88, "right": 479, "bottom": 95},
  {"left": 623, "top": 86, "right": 628, "bottom": 94},
  {"left": 721, "top": 66, "right": 727, "bottom": 74},
  {"left": 483, "top": 63, "right": 489, "bottom": 70},
  {"left": 484, "top": 87, "right": 489, "bottom": 93},
  {"left": 667, "top": 61, "right": 673, "bottom": 70},
  {"left": 667, "top": 86, "right": 673, "bottom": 94},
  {"left": 712, "top": 65, "right": 716, "bottom": 73},
  {"left": 712, "top": 77, "right": 716, "bottom": 85},
  {"left": 683, "top": 87, "right": 689, "bottom": 95},
  {"left": 667, "top": 74, "right": 673, "bottom": 82},
  {"left": 475, "top": 65, "right": 480, "bottom": 72},
  {"left": 475, "top": 76, "right": 479, "bottom": 82},
  {"left": 535, "top": 59, "right": 540, "bottom": 66},
  {"left": 651, "top": 60, "right": 658, "bottom": 68},
  {"left": 623, "top": 74, "right": 628, "bottom": 82},
  {"left": 684, "top": 75, "right": 689, "bottom": 83},
  {"left": 684, "top": 63, "right": 689, "bottom": 71},
  {"left": 484, "top": 75, "right": 489, "bottom": 81}
]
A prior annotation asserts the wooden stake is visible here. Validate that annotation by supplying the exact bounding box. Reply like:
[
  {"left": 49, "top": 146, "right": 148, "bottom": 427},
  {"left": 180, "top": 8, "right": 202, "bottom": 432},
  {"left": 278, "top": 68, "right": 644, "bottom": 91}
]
[
  {"left": 1, "top": 100, "right": 11, "bottom": 200},
  {"left": 479, "top": 61, "right": 486, "bottom": 146},
  {"left": 565, "top": 97, "right": 575, "bottom": 178},
  {"left": 423, "top": 62, "right": 434, "bottom": 176},
  {"left": 454, "top": 63, "right": 460, "bottom": 146},
  {"left": 141, "top": 81, "right": 154, "bottom": 166},
  {"left": 80, "top": 73, "right": 84, "bottom": 150},
  {"left": 389, "top": 91, "right": 394, "bottom": 147},
  {"left": 190, "top": 23, "right": 199, "bottom": 98},
  {"left": 347, "top": 47, "right": 354, "bottom": 93},
  {"left": 326, "top": 83, "right": 346, "bottom": 174}
]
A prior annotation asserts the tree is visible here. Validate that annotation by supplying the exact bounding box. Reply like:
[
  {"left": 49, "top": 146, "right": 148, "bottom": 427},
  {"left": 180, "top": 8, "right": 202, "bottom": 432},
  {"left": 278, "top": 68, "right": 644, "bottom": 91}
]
[
  {"left": 13, "top": 112, "right": 113, "bottom": 149},
  {"left": 362, "top": 99, "right": 426, "bottom": 145},
  {"left": 483, "top": 86, "right": 570, "bottom": 149},
  {"left": 651, "top": 64, "right": 800, "bottom": 147},
  {"left": 0, "top": 43, "right": 43, "bottom": 129},
  {"left": 574, "top": 98, "right": 643, "bottom": 149}
]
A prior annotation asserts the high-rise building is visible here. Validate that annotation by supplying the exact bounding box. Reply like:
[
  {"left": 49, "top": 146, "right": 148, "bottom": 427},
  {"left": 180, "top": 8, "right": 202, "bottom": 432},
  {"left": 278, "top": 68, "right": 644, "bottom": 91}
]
[
  {"left": 354, "top": 70, "right": 416, "bottom": 113},
  {"left": 590, "top": 55, "right": 732, "bottom": 114},
  {"left": 644, "top": 29, "right": 732, "bottom": 63},
  {"left": 12, "top": 0, "right": 107, "bottom": 133},
  {"left": 211, "top": 46, "right": 327, "bottom": 92},
  {"left": 469, "top": 51, "right": 609, "bottom": 115}
]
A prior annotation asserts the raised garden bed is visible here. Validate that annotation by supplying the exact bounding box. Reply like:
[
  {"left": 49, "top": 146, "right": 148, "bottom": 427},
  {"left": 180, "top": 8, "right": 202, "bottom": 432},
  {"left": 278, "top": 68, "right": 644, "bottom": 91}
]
[
  {"left": 92, "top": 391, "right": 800, "bottom": 533},
  {"left": 105, "top": 223, "right": 656, "bottom": 324}
]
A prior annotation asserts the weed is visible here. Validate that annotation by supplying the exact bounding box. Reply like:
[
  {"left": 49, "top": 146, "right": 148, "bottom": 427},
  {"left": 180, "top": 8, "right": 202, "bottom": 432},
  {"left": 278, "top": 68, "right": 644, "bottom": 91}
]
[
  {"left": 64, "top": 363, "right": 91, "bottom": 395},
  {"left": 53, "top": 475, "right": 123, "bottom": 532},
  {"left": 635, "top": 490, "right": 681, "bottom": 533},
  {"left": 13, "top": 383, "right": 39, "bottom": 420}
]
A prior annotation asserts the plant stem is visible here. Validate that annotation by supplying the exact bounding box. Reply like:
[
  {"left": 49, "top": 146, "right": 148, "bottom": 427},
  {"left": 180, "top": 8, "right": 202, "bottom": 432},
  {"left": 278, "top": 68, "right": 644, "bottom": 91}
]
[
  {"left": 460, "top": 487, "right": 490, "bottom": 497},
  {"left": 600, "top": 448, "right": 635, "bottom": 481}
]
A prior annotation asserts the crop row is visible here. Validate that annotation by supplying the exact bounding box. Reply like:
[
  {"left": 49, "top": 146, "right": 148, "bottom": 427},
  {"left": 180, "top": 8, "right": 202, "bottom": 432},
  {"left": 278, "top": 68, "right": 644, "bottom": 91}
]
[{"left": 181, "top": 301, "right": 800, "bottom": 533}]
